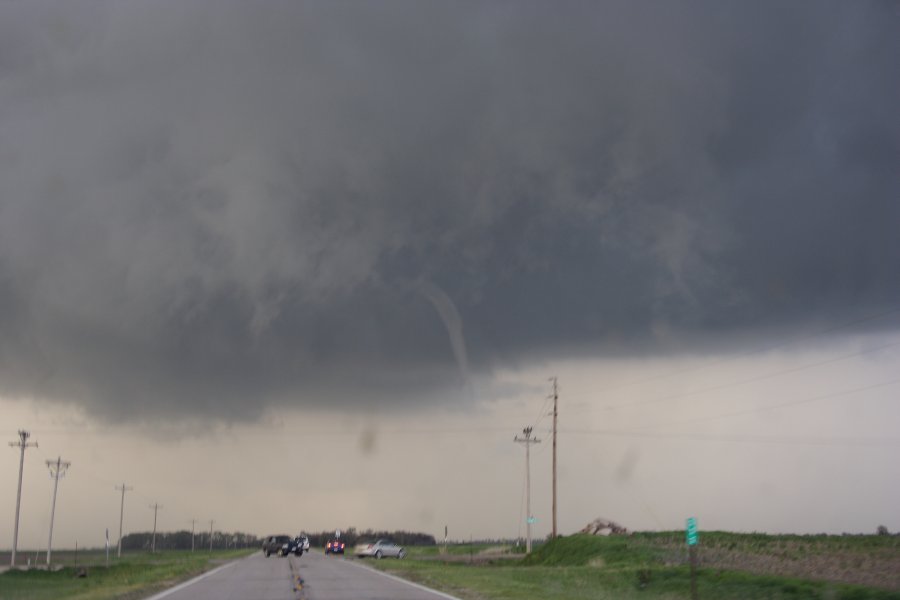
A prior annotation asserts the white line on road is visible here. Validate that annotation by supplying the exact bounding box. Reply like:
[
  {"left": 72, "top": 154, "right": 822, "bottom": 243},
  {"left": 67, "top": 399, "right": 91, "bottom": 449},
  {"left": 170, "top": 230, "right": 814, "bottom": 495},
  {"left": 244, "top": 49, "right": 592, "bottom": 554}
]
[
  {"left": 141, "top": 556, "right": 247, "bottom": 600},
  {"left": 342, "top": 558, "right": 464, "bottom": 600}
]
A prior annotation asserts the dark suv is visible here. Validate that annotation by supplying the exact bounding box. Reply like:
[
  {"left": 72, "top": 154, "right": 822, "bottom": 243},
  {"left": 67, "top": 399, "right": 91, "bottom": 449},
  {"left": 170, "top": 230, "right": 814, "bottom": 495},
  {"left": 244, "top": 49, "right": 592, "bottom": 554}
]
[{"left": 261, "top": 534, "right": 294, "bottom": 557}]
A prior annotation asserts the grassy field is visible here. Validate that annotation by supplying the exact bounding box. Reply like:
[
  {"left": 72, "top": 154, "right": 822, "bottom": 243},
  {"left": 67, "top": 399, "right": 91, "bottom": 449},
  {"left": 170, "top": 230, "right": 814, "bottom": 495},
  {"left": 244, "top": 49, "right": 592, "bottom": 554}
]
[
  {"left": 3, "top": 535, "right": 896, "bottom": 599},
  {"left": 410, "top": 543, "right": 526, "bottom": 559},
  {"left": 0, "top": 549, "right": 253, "bottom": 600},
  {"left": 369, "top": 534, "right": 900, "bottom": 600}
]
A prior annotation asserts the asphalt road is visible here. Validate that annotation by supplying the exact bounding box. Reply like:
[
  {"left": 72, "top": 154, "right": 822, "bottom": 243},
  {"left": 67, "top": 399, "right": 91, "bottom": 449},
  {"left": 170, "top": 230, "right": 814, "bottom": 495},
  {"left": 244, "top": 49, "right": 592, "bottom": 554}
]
[{"left": 145, "top": 550, "right": 461, "bottom": 600}]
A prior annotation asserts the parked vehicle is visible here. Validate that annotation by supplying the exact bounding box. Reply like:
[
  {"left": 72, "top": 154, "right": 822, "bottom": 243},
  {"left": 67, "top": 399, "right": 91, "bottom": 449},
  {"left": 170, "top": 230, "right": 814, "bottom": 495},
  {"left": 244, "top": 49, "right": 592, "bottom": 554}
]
[
  {"left": 354, "top": 539, "right": 406, "bottom": 559},
  {"left": 325, "top": 538, "right": 345, "bottom": 554},
  {"left": 297, "top": 534, "right": 310, "bottom": 552},
  {"left": 261, "top": 534, "right": 294, "bottom": 557}
]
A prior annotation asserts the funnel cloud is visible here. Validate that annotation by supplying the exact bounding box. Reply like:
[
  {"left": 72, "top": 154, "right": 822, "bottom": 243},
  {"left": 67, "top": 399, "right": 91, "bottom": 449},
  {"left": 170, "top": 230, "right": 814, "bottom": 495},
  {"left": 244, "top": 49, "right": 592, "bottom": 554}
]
[{"left": 0, "top": 1, "right": 897, "bottom": 422}]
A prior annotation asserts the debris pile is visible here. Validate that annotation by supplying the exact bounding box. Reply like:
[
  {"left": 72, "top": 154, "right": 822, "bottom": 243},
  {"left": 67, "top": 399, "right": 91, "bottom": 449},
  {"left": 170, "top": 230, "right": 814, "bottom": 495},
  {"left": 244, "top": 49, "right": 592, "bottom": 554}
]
[{"left": 581, "top": 518, "right": 628, "bottom": 536}]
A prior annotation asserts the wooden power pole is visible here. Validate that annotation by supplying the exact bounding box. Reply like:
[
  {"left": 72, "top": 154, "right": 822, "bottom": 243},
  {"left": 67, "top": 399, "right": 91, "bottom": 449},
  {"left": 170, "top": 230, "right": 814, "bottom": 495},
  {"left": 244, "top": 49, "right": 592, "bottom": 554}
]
[
  {"left": 115, "top": 483, "right": 133, "bottom": 558},
  {"left": 149, "top": 503, "right": 162, "bottom": 553},
  {"left": 46, "top": 456, "right": 71, "bottom": 567},
  {"left": 550, "top": 377, "right": 559, "bottom": 539}
]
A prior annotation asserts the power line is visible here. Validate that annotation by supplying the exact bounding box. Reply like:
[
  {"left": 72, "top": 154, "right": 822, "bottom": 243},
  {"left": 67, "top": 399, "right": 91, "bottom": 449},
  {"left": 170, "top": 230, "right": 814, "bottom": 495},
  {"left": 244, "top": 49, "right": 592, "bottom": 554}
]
[
  {"left": 3, "top": 426, "right": 515, "bottom": 437},
  {"left": 600, "top": 339, "right": 900, "bottom": 412},
  {"left": 530, "top": 425, "right": 554, "bottom": 457},
  {"left": 32, "top": 449, "right": 197, "bottom": 547},
  {"left": 561, "top": 428, "right": 900, "bottom": 447},
  {"left": 642, "top": 376, "right": 900, "bottom": 432},
  {"left": 590, "top": 305, "right": 900, "bottom": 394},
  {"left": 532, "top": 391, "right": 554, "bottom": 430},
  {"left": 32, "top": 442, "right": 208, "bottom": 543},
  {"left": 561, "top": 377, "right": 900, "bottom": 447}
]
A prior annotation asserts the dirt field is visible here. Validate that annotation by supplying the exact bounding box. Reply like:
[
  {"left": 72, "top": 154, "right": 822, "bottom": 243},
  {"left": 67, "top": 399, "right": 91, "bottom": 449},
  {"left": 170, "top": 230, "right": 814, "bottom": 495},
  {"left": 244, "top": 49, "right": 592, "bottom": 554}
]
[{"left": 631, "top": 532, "right": 900, "bottom": 591}]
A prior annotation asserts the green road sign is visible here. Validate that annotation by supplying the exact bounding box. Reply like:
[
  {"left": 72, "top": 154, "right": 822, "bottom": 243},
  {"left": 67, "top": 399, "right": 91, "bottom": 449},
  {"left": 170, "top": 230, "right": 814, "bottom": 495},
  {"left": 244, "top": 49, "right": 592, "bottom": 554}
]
[{"left": 686, "top": 517, "right": 698, "bottom": 546}]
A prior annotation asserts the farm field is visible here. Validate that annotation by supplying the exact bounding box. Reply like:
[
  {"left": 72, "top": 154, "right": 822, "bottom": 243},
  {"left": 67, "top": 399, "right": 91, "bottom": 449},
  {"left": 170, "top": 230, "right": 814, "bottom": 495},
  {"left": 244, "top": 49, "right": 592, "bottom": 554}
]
[
  {"left": 370, "top": 533, "right": 900, "bottom": 600},
  {"left": 0, "top": 549, "right": 253, "bottom": 600},
  {"left": 628, "top": 531, "right": 900, "bottom": 591},
  {"left": 1, "top": 534, "right": 897, "bottom": 599}
]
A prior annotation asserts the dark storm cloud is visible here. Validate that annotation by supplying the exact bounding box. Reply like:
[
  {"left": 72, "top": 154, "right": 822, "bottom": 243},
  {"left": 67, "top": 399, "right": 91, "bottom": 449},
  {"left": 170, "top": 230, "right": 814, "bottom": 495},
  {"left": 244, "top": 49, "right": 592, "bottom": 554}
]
[{"left": 0, "top": 1, "right": 897, "bottom": 421}]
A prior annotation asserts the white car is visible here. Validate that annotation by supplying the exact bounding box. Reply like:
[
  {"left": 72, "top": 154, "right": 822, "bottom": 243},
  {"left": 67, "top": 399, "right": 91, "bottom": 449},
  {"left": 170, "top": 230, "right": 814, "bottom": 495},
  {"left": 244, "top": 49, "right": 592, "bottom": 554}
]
[{"left": 354, "top": 539, "right": 406, "bottom": 559}]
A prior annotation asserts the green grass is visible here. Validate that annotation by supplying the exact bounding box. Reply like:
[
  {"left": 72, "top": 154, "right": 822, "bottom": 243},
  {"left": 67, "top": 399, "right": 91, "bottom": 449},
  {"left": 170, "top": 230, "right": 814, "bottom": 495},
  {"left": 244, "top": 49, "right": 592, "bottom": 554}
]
[
  {"left": 7, "top": 536, "right": 895, "bottom": 600},
  {"left": 0, "top": 549, "right": 253, "bottom": 600},
  {"left": 369, "top": 535, "right": 900, "bottom": 600},
  {"left": 374, "top": 559, "right": 900, "bottom": 600},
  {"left": 522, "top": 534, "right": 659, "bottom": 567},
  {"left": 407, "top": 543, "right": 524, "bottom": 558}
]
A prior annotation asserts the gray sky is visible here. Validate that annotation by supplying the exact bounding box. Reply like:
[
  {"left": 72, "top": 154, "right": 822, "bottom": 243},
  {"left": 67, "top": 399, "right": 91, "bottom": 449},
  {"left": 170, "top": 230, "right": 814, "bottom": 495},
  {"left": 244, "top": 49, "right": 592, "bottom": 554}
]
[{"left": 1, "top": 1, "right": 899, "bottom": 548}]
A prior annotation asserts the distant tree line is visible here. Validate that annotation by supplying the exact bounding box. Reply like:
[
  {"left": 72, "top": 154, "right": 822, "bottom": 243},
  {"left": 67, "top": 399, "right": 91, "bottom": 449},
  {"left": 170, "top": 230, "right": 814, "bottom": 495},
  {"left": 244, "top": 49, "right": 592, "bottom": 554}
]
[
  {"left": 300, "top": 528, "right": 436, "bottom": 547},
  {"left": 122, "top": 528, "right": 436, "bottom": 551},
  {"left": 121, "top": 530, "right": 260, "bottom": 551}
]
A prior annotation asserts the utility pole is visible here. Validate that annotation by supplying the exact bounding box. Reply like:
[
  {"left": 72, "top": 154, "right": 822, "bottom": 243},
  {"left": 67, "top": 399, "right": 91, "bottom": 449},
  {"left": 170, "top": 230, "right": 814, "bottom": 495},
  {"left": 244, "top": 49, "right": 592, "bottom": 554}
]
[
  {"left": 209, "top": 520, "right": 215, "bottom": 552},
  {"left": 9, "top": 430, "right": 38, "bottom": 567},
  {"left": 149, "top": 503, "right": 162, "bottom": 553},
  {"left": 115, "top": 483, "right": 132, "bottom": 558},
  {"left": 514, "top": 426, "right": 540, "bottom": 554},
  {"left": 550, "top": 377, "right": 559, "bottom": 539},
  {"left": 45, "top": 457, "right": 71, "bottom": 567},
  {"left": 190, "top": 519, "right": 197, "bottom": 552}
]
